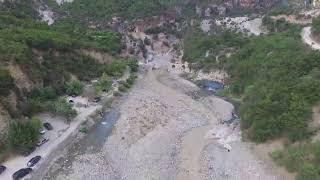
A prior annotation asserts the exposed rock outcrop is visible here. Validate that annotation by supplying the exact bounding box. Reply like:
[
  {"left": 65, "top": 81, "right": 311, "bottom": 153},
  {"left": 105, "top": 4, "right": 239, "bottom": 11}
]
[{"left": 196, "top": 0, "right": 279, "bottom": 17}]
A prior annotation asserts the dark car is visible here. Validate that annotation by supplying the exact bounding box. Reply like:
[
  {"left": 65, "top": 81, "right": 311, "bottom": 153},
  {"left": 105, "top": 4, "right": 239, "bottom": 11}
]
[
  {"left": 12, "top": 168, "right": 32, "bottom": 180},
  {"left": 43, "top": 122, "right": 53, "bottom": 130},
  {"left": 0, "top": 165, "right": 6, "bottom": 175},
  {"left": 68, "top": 99, "right": 74, "bottom": 104},
  {"left": 93, "top": 97, "right": 101, "bottom": 103},
  {"left": 27, "top": 156, "right": 41, "bottom": 167}
]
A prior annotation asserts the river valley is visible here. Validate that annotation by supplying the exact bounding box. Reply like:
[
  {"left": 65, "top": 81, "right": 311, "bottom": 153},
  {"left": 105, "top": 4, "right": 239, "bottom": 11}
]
[{"left": 31, "top": 37, "right": 293, "bottom": 179}]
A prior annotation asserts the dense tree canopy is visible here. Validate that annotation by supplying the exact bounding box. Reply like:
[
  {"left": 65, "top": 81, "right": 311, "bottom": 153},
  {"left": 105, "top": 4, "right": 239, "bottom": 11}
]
[{"left": 183, "top": 24, "right": 320, "bottom": 142}]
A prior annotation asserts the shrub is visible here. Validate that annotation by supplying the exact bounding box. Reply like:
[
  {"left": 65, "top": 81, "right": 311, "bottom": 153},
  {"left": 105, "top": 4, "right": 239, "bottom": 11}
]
[
  {"left": 89, "top": 31, "right": 121, "bottom": 54},
  {"left": 30, "top": 87, "right": 57, "bottom": 101},
  {"left": 312, "top": 16, "right": 320, "bottom": 35},
  {"left": 297, "top": 163, "right": 319, "bottom": 180},
  {"left": 8, "top": 117, "right": 41, "bottom": 154},
  {"left": 118, "top": 85, "right": 127, "bottom": 92},
  {"left": 120, "top": 81, "right": 130, "bottom": 88},
  {"left": 50, "top": 98, "right": 77, "bottom": 118},
  {"left": 94, "top": 73, "right": 112, "bottom": 93},
  {"left": 144, "top": 37, "right": 151, "bottom": 45},
  {"left": 127, "top": 58, "right": 139, "bottom": 72},
  {"left": 126, "top": 74, "right": 137, "bottom": 85},
  {"left": 79, "top": 127, "right": 88, "bottom": 133},
  {"left": 113, "top": 91, "right": 121, "bottom": 96},
  {"left": 271, "top": 142, "right": 320, "bottom": 179},
  {"left": 0, "top": 68, "right": 14, "bottom": 95},
  {"left": 65, "top": 80, "right": 84, "bottom": 96},
  {"left": 102, "top": 99, "right": 112, "bottom": 111},
  {"left": 100, "top": 60, "right": 127, "bottom": 77}
]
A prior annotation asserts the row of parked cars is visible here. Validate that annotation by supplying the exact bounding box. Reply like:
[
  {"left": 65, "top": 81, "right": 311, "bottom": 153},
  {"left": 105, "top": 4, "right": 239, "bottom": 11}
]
[
  {"left": 0, "top": 122, "right": 54, "bottom": 179},
  {"left": 0, "top": 155, "right": 41, "bottom": 180}
]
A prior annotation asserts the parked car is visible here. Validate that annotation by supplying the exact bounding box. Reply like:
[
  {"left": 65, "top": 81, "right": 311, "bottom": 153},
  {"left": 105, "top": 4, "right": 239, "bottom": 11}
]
[
  {"left": 27, "top": 156, "right": 41, "bottom": 167},
  {"left": 0, "top": 165, "right": 6, "bottom": 175},
  {"left": 39, "top": 128, "right": 45, "bottom": 135},
  {"left": 12, "top": 168, "right": 32, "bottom": 180},
  {"left": 36, "top": 138, "right": 49, "bottom": 147},
  {"left": 93, "top": 97, "right": 101, "bottom": 103},
  {"left": 43, "top": 122, "right": 53, "bottom": 130},
  {"left": 68, "top": 99, "right": 74, "bottom": 104}
]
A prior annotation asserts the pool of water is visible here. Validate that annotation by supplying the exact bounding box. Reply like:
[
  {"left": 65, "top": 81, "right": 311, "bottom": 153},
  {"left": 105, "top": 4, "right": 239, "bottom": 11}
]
[
  {"left": 42, "top": 105, "right": 121, "bottom": 179},
  {"left": 197, "top": 80, "right": 224, "bottom": 93},
  {"left": 80, "top": 108, "right": 120, "bottom": 153}
]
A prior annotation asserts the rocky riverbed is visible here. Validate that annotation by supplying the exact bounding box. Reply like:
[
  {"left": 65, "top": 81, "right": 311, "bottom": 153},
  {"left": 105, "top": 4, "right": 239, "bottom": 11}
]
[
  {"left": 28, "top": 24, "right": 295, "bottom": 180},
  {"left": 31, "top": 55, "right": 292, "bottom": 180}
]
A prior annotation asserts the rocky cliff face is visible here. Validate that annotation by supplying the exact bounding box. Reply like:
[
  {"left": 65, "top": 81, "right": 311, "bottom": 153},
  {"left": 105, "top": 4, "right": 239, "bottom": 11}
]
[
  {"left": 194, "top": 0, "right": 279, "bottom": 17},
  {"left": 232, "top": 0, "right": 278, "bottom": 8}
]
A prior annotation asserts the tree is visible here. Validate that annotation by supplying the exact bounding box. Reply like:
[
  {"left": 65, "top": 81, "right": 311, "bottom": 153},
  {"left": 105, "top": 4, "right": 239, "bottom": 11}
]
[
  {"left": 0, "top": 68, "right": 14, "bottom": 95},
  {"left": 94, "top": 73, "right": 112, "bottom": 93},
  {"left": 65, "top": 80, "right": 84, "bottom": 96},
  {"left": 297, "top": 163, "right": 319, "bottom": 180},
  {"left": 8, "top": 117, "right": 41, "bottom": 154}
]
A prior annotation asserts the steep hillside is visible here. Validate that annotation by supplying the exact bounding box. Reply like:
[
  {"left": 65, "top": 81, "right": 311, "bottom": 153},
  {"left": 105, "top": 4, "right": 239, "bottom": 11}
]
[
  {"left": 0, "top": 0, "right": 129, "bottom": 147},
  {"left": 46, "top": 0, "right": 280, "bottom": 26}
]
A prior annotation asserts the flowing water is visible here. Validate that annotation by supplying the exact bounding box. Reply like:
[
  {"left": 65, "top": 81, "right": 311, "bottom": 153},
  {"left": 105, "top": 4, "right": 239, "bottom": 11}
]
[{"left": 42, "top": 104, "right": 121, "bottom": 179}]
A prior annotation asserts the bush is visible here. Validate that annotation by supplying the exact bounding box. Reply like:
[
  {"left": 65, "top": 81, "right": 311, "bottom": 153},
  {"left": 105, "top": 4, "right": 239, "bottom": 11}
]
[
  {"left": 312, "top": 16, "right": 320, "bottom": 35},
  {"left": 29, "top": 87, "right": 57, "bottom": 101},
  {"left": 0, "top": 68, "right": 14, "bottom": 95},
  {"left": 271, "top": 142, "right": 320, "bottom": 179},
  {"left": 50, "top": 98, "right": 77, "bottom": 118},
  {"left": 94, "top": 73, "right": 112, "bottom": 93},
  {"left": 8, "top": 117, "right": 41, "bottom": 154},
  {"left": 79, "top": 127, "right": 88, "bottom": 133},
  {"left": 127, "top": 58, "right": 139, "bottom": 72},
  {"left": 144, "top": 37, "right": 151, "bottom": 45},
  {"left": 119, "top": 81, "right": 130, "bottom": 88},
  {"left": 65, "top": 80, "right": 84, "bottom": 96},
  {"left": 126, "top": 74, "right": 137, "bottom": 85},
  {"left": 297, "top": 163, "right": 319, "bottom": 180},
  {"left": 113, "top": 91, "right": 121, "bottom": 96},
  {"left": 118, "top": 85, "right": 127, "bottom": 92},
  {"left": 100, "top": 60, "right": 127, "bottom": 77},
  {"left": 88, "top": 31, "right": 121, "bottom": 54}
]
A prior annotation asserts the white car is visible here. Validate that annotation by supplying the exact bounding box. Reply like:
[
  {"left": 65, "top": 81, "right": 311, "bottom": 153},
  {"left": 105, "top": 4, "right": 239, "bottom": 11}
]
[{"left": 39, "top": 129, "right": 45, "bottom": 135}]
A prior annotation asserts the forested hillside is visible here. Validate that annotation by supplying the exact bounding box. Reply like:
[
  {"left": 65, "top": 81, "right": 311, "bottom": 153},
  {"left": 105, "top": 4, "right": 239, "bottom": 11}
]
[
  {"left": 62, "top": 0, "right": 181, "bottom": 20},
  {"left": 0, "top": 0, "right": 132, "bottom": 159},
  {"left": 183, "top": 17, "right": 320, "bottom": 142}
]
